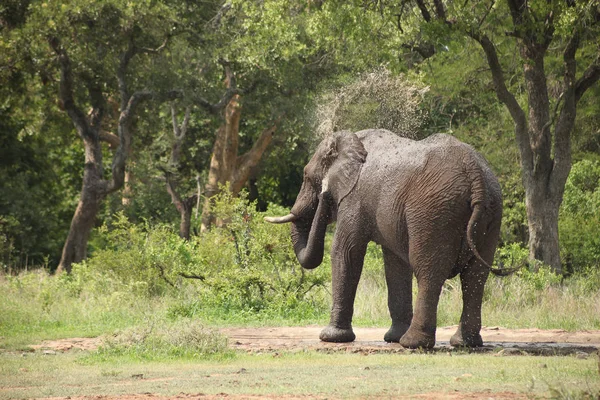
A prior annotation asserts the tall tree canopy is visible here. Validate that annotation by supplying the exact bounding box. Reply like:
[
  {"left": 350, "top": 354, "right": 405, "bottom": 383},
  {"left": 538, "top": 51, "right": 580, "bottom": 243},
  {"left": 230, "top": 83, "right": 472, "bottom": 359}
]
[{"left": 388, "top": 0, "right": 600, "bottom": 273}]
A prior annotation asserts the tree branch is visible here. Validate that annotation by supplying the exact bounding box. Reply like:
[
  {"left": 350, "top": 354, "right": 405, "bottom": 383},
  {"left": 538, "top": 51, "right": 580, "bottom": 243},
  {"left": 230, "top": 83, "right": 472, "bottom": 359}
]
[
  {"left": 48, "top": 37, "right": 92, "bottom": 140},
  {"left": 551, "top": 30, "right": 580, "bottom": 192},
  {"left": 432, "top": 0, "right": 446, "bottom": 20},
  {"left": 162, "top": 168, "right": 184, "bottom": 213},
  {"left": 138, "top": 36, "right": 169, "bottom": 54},
  {"left": 99, "top": 130, "right": 120, "bottom": 148},
  {"left": 478, "top": 0, "right": 496, "bottom": 27},
  {"left": 106, "top": 90, "right": 154, "bottom": 194},
  {"left": 575, "top": 53, "right": 600, "bottom": 103},
  {"left": 118, "top": 37, "right": 138, "bottom": 110},
  {"left": 468, "top": 31, "right": 531, "bottom": 172},
  {"left": 231, "top": 116, "right": 281, "bottom": 195},
  {"left": 178, "top": 272, "right": 206, "bottom": 281},
  {"left": 169, "top": 104, "right": 191, "bottom": 168},
  {"left": 414, "top": 0, "right": 432, "bottom": 22}
]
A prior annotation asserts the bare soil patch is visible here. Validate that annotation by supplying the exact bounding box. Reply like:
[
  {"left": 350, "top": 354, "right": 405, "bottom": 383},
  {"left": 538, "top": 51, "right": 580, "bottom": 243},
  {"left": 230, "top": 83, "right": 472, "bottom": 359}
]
[
  {"left": 31, "top": 325, "right": 600, "bottom": 356},
  {"left": 14, "top": 328, "right": 600, "bottom": 400},
  {"left": 43, "top": 392, "right": 531, "bottom": 400},
  {"left": 223, "top": 325, "right": 600, "bottom": 356}
]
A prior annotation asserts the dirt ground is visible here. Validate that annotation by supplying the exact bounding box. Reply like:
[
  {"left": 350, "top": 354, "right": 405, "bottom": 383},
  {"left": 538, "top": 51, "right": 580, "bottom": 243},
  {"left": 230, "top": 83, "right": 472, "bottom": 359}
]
[
  {"left": 220, "top": 325, "right": 600, "bottom": 355},
  {"left": 31, "top": 325, "right": 600, "bottom": 356},
  {"left": 42, "top": 392, "right": 532, "bottom": 400},
  {"left": 28, "top": 326, "right": 600, "bottom": 400}
]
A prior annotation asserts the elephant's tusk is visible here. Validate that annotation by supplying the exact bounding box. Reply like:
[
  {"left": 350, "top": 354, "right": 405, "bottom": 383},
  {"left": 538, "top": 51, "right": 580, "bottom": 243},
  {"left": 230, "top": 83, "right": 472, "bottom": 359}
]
[{"left": 264, "top": 213, "right": 298, "bottom": 224}]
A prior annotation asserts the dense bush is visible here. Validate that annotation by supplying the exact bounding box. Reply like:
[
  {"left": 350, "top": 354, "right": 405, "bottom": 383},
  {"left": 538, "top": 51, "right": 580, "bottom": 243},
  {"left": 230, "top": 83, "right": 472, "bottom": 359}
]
[
  {"left": 559, "top": 159, "right": 600, "bottom": 273},
  {"left": 70, "top": 191, "right": 330, "bottom": 320}
]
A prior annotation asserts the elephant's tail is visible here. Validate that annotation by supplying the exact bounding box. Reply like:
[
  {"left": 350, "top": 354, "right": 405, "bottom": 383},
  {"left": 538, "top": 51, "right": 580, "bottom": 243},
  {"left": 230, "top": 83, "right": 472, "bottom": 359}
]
[
  {"left": 466, "top": 201, "right": 491, "bottom": 270},
  {"left": 466, "top": 156, "right": 520, "bottom": 277},
  {"left": 466, "top": 203, "right": 519, "bottom": 276}
]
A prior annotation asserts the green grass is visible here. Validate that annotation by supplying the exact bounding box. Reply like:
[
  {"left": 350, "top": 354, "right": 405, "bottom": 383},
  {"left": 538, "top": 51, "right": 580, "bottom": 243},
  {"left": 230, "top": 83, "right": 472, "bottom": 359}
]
[
  {"left": 0, "top": 271, "right": 172, "bottom": 348},
  {"left": 353, "top": 266, "right": 600, "bottom": 330},
  {"left": 1, "top": 349, "right": 599, "bottom": 399},
  {"left": 1, "top": 265, "right": 599, "bottom": 399},
  {"left": 2, "top": 265, "right": 600, "bottom": 350}
]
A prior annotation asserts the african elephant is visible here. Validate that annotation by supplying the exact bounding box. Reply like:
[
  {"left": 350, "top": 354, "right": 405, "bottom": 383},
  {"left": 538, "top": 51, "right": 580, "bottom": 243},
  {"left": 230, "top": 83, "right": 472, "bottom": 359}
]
[{"left": 266, "top": 129, "right": 503, "bottom": 349}]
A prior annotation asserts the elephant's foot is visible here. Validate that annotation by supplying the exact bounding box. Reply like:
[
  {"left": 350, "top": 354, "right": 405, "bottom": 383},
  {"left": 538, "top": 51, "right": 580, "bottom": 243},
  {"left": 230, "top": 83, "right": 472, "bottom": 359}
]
[
  {"left": 384, "top": 323, "right": 410, "bottom": 343},
  {"left": 319, "top": 325, "right": 356, "bottom": 343},
  {"left": 399, "top": 327, "right": 435, "bottom": 349},
  {"left": 449, "top": 328, "right": 483, "bottom": 347}
]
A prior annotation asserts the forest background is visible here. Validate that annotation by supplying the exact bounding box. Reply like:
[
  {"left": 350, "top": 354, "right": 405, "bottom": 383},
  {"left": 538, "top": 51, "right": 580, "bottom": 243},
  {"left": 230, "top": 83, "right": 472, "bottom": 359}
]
[{"left": 1, "top": 0, "right": 600, "bottom": 347}]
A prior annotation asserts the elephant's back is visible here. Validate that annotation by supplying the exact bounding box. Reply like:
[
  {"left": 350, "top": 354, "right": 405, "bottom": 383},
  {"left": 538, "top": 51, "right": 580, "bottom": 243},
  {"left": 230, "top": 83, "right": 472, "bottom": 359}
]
[{"left": 355, "top": 129, "right": 424, "bottom": 169}]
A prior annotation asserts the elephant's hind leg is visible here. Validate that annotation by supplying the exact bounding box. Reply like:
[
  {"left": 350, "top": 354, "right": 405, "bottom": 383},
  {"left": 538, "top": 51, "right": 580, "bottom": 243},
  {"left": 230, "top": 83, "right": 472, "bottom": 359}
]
[
  {"left": 398, "top": 272, "right": 445, "bottom": 349},
  {"left": 449, "top": 261, "right": 488, "bottom": 347},
  {"left": 382, "top": 248, "right": 413, "bottom": 342},
  {"left": 451, "top": 215, "right": 500, "bottom": 347}
]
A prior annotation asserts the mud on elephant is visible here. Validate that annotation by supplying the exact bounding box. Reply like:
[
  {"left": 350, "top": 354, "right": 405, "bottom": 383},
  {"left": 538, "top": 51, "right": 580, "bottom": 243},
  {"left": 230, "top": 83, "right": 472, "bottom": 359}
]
[{"left": 266, "top": 129, "right": 504, "bottom": 349}]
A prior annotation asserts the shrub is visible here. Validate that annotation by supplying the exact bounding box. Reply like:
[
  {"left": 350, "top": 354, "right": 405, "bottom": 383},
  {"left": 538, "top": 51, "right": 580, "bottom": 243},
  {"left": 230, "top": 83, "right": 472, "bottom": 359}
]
[
  {"left": 559, "top": 159, "right": 600, "bottom": 272},
  {"left": 71, "top": 191, "right": 330, "bottom": 321},
  {"left": 180, "top": 190, "right": 330, "bottom": 317},
  {"left": 493, "top": 242, "right": 529, "bottom": 271},
  {"left": 71, "top": 213, "right": 191, "bottom": 297}
]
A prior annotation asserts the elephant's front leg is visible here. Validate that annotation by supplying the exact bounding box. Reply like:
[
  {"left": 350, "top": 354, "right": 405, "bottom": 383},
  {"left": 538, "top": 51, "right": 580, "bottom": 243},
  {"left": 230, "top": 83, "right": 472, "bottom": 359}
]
[
  {"left": 382, "top": 248, "right": 413, "bottom": 343},
  {"left": 320, "top": 230, "right": 368, "bottom": 343}
]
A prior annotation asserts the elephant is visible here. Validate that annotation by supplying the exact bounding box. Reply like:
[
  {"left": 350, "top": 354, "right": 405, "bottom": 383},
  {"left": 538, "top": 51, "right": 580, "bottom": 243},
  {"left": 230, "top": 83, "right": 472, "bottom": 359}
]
[{"left": 265, "top": 129, "right": 504, "bottom": 349}]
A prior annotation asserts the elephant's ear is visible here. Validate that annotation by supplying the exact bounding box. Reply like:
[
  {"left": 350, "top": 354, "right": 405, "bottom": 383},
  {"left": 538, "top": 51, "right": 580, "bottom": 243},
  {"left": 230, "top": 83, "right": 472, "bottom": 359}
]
[{"left": 325, "top": 132, "right": 367, "bottom": 205}]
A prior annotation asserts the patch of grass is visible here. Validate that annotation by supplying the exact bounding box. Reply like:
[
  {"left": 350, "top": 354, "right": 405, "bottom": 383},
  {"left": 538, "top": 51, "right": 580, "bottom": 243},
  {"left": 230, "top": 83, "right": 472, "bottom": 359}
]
[
  {"left": 352, "top": 258, "right": 600, "bottom": 330},
  {"left": 87, "top": 318, "right": 232, "bottom": 362},
  {"left": 0, "top": 271, "right": 167, "bottom": 349},
  {"left": 1, "top": 349, "right": 598, "bottom": 399}
]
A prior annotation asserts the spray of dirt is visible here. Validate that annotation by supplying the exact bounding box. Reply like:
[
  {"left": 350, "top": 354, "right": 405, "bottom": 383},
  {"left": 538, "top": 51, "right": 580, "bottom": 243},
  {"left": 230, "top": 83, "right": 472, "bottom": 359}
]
[{"left": 314, "top": 67, "right": 429, "bottom": 139}]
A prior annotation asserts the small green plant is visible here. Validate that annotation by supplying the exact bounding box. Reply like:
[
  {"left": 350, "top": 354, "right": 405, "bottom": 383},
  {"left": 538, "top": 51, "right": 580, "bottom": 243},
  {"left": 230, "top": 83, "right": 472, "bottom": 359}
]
[{"left": 493, "top": 242, "right": 529, "bottom": 271}]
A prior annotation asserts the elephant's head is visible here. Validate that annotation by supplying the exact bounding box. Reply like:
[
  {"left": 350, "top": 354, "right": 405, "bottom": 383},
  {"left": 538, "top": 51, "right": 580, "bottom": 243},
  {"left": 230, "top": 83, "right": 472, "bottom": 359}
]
[{"left": 265, "top": 131, "right": 367, "bottom": 269}]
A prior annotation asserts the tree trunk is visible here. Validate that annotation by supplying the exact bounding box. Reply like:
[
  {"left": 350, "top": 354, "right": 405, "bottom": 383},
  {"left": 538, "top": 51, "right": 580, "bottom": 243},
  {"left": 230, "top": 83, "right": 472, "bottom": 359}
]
[
  {"left": 524, "top": 180, "right": 562, "bottom": 273},
  {"left": 57, "top": 184, "right": 104, "bottom": 273},
  {"left": 122, "top": 148, "right": 134, "bottom": 206},
  {"left": 51, "top": 36, "right": 158, "bottom": 273},
  {"left": 200, "top": 94, "right": 279, "bottom": 232},
  {"left": 201, "top": 94, "right": 242, "bottom": 232},
  {"left": 179, "top": 200, "right": 195, "bottom": 240},
  {"left": 164, "top": 170, "right": 197, "bottom": 240},
  {"left": 56, "top": 134, "right": 107, "bottom": 273},
  {"left": 519, "top": 46, "right": 566, "bottom": 273}
]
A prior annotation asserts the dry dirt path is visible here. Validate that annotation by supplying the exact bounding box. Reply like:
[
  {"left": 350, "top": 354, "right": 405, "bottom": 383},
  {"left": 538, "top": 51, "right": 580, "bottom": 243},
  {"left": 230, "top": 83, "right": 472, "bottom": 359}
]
[
  {"left": 19, "top": 327, "right": 600, "bottom": 400},
  {"left": 32, "top": 326, "right": 600, "bottom": 356},
  {"left": 222, "top": 325, "right": 600, "bottom": 355}
]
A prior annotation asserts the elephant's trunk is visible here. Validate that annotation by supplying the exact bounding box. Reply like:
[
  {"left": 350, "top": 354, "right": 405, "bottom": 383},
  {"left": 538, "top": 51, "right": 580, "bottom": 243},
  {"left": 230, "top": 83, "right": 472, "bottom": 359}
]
[{"left": 289, "top": 194, "right": 332, "bottom": 270}]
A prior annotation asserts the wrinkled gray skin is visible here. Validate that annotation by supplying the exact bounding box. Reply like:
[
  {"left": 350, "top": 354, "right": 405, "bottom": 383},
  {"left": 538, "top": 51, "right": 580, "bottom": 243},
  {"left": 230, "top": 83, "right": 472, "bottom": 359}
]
[{"left": 266, "top": 129, "right": 502, "bottom": 348}]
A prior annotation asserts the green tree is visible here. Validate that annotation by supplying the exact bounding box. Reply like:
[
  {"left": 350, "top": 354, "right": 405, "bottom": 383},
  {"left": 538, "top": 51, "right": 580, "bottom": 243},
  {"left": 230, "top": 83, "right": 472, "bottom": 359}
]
[
  {"left": 3, "top": 0, "right": 198, "bottom": 272},
  {"left": 391, "top": 0, "right": 600, "bottom": 273}
]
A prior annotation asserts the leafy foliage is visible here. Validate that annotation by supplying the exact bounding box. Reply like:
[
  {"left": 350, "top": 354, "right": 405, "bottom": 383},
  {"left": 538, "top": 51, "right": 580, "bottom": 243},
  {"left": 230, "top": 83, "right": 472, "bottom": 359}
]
[
  {"left": 72, "top": 191, "right": 330, "bottom": 319},
  {"left": 559, "top": 160, "right": 600, "bottom": 272}
]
